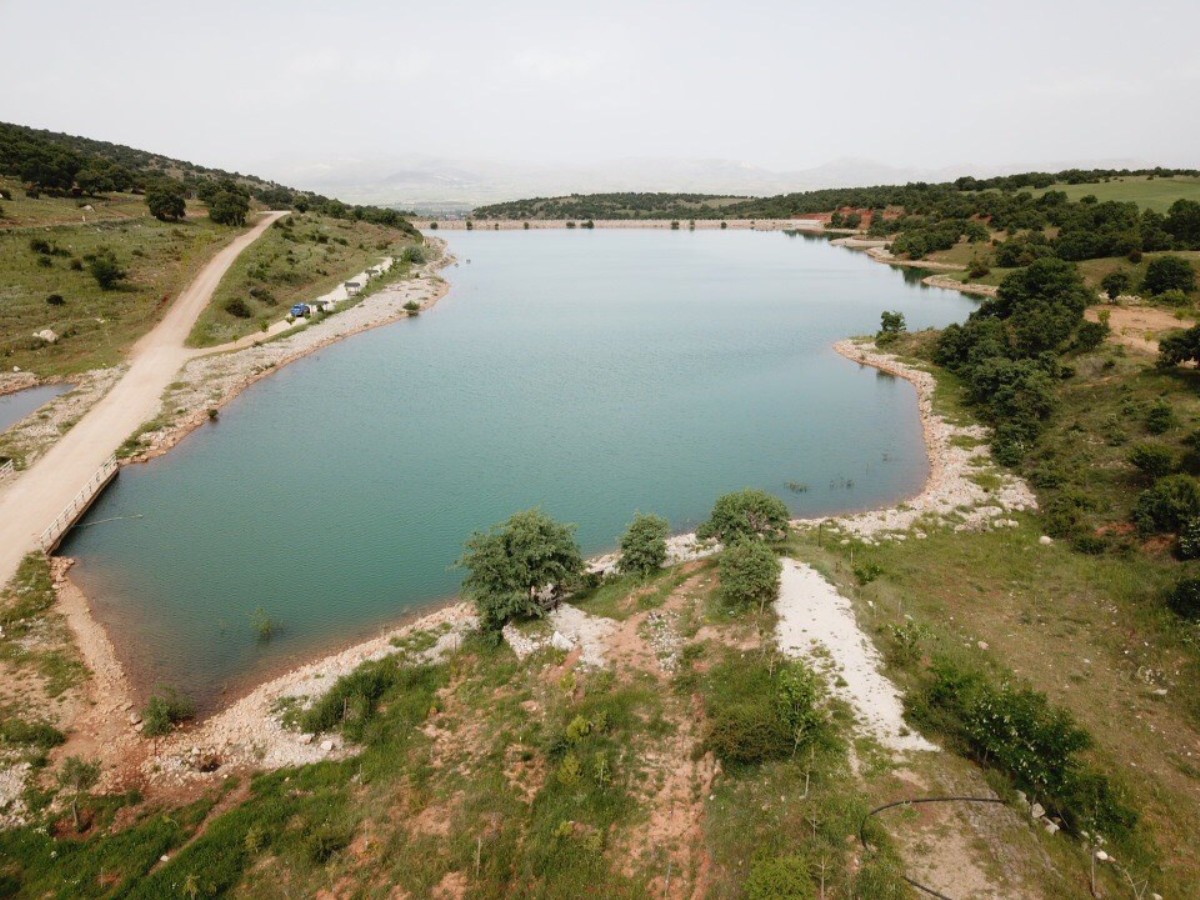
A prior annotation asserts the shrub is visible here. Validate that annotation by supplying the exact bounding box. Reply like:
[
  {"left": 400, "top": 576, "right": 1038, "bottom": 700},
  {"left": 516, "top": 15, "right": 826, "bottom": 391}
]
[
  {"left": 45, "top": 293, "right": 65, "bottom": 306},
  {"left": 702, "top": 656, "right": 823, "bottom": 765},
  {"left": 618, "top": 512, "right": 670, "bottom": 575},
  {"left": 1157, "top": 289, "right": 1192, "bottom": 308},
  {"left": 909, "top": 659, "right": 1135, "bottom": 834},
  {"left": 1100, "top": 271, "right": 1132, "bottom": 300},
  {"left": 1177, "top": 518, "right": 1200, "bottom": 559},
  {"left": 401, "top": 245, "right": 426, "bottom": 264},
  {"left": 223, "top": 298, "right": 253, "bottom": 318},
  {"left": 745, "top": 855, "right": 815, "bottom": 900},
  {"left": 697, "top": 489, "right": 790, "bottom": 542},
  {"left": 1169, "top": 575, "right": 1200, "bottom": 618},
  {"left": 718, "top": 540, "right": 782, "bottom": 613},
  {"left": 967, "top": 255, "right": 990, "bottom": 279},
  {"left": 1158, "top": 324, "right": 1200, "bottom": 369},
  {"left": 458, "top": 508, "right": 584, "bottom": 630},
  {"left": 403, "top": 300, "right": 420, "bottom": 312},
  {"left": 1128, "top": 443, "right": 1175, "bottom": 480},
  {"left": 1134, "top": 474, "right": 1200, "bottom": 534},
  {"left": 1072, "top": 319, "right": 1108, "bottom": 352},
  {"left": 0, "top": 718, "right": 65, "bottom": 749},
  {"left": 1143, "top": 255, "right": 1197, "bottom": 296},
  {"left": 88, "top": 248, "right": 126, "bottom": 290},
  {"left": 1145, "top": 398, "right": 1177, "bottom": 434},
  {"left": 141, "top": 686, "right": 196, "bottom": 737}
]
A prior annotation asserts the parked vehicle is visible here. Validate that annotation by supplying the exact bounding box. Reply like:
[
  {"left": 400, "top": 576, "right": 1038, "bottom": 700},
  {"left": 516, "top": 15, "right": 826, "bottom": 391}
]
[{"left": 290, "top": 303, "right": 311, "bottom": 318}]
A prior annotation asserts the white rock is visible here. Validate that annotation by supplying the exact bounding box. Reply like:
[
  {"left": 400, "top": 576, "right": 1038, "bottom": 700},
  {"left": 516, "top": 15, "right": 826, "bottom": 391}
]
[
  {"left": 298, "top": 733, "right": 314, "bottom": 745},
  {"left": 1030, "top": 803, "right": 1045, "bottom": 819},
  {"left": 128, "top": 712, "right": 142, "bottom": 725},
  {"left": 977, "top": 641, "right": 989, "bottom": 650},
  {"left": 33, "top": 329, "right": 58, "bottom": 344},
  {"left": 1039, "top": 535, "right": 1053, "bottom": 545},
  {"left": 550, "top": 631, "right": 575, "bottom": 653},
  {"left": 1043, "top": 819, "right": 1059, "bottom": 835},
  {"left": 320, "top": 739, "right": 335, "bottom": 752}
]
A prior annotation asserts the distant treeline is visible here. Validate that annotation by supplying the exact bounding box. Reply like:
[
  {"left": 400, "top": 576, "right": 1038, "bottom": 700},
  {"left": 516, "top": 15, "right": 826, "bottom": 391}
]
[
  {"left": 0, "top": 121, "right": 417, "bottom": 234},
  {"left": 472, "top": 168, "right": 1200, "bottom": 263}
]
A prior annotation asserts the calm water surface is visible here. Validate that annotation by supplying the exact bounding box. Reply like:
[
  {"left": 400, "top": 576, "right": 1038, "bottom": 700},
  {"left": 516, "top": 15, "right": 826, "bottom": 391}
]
[
  {"left": 63, "top": 230, "right": 974, "bottom": 705},
  {"left": 0, "top": 384, "right": 71, "bottom": 433}
]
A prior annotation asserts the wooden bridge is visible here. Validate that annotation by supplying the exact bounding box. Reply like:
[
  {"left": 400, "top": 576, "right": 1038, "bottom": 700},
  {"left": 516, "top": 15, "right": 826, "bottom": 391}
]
[{"left": 39, "top": 454, "right": 119, "bottom": 552}]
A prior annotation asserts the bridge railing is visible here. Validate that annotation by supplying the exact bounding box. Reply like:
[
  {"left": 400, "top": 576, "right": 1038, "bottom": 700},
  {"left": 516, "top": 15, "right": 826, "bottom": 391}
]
[{"left": 40, "top": 454, "right": 119, "bottom": 551}]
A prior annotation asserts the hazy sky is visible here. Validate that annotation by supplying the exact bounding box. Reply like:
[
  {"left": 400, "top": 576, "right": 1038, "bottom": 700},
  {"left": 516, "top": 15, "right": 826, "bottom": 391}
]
[{"left": 2, "top": 0, "right": 1198, "bottom": 181}]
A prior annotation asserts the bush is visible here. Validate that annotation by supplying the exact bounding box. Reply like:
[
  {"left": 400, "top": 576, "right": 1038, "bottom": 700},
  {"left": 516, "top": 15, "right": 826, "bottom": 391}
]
[
  {"left": 1134, "top": 474, "right": 1200, "bottom": 534},
  {"left": 745, "top": 855, "right": 815, "bottom": 900},
  {"left": 1072, "top": 319, "right": 1108, "bottom": 352},
  {"left": 909, "top": 659, "right": 1135, "bottom": 834},
  {"left": 88, "top": 249, "right": 126, "bottom": 290},
  {"left": 1169, "top": 575, "right": 1200, "bottom": 618},
  {"left": 1128, "top": 443, "right": 1175, "bottom": 480},
  {"left": 1177, "top": 518, "right": 1200, "bottom": 559},
  {"left": 401, "top": 245, "right": 426, "bottom": 264},
  {"left": 718, "top": 540, "right": 782, "bottom": 613},
  {"left": 141, "top": 686, "right": 196, "bottom": 737},
  {"left": 45, "top": 293, "right": 65, "bottom": 306},
  {"left": 618, "top": 512, "right": 670, "bottom": 576},
  {"left": 0, "top": 718, "right": 65, "bottom": 750},
  {"left": 1143, "top": 255, "right": 1197, "bottom": 296},
  {"left": 967, "top": 255, "right": 990, "bottom": 279},
  {"left": 702, "top": 656, "right": 823, "bottom": 765},
  {"left": 1145, "top": 399, "right": 1178, "bottom": 435},
  {"left": 1100, "top": 270, "right": 1132, "bottom": 300},
  {"left": 697, "top": 489, "right": 790, "bottom": 543},
  {"left": 223, "top": 298, "right": 253, "bottom": 318}
]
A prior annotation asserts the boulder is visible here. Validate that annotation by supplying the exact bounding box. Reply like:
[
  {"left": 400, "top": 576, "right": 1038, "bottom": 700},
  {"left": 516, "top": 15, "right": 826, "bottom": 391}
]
[
  {"left": 1038, "top": 536, "right": 1053, "bottom": 546},
  {"left": 551, "top": 631, "right": 575, "bottom": 653},
  {"left": 33, "top": 329, "right": 58, "bottom": 344},
  {"left": 320, "top": 739, "right": 335, "bottom": 752}
]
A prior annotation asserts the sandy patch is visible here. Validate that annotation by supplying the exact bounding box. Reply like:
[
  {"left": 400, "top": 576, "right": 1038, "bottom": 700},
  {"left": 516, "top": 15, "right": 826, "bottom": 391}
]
[
  {"left": 774, "top": 559, "right": 936, "bottom": 753},
  {"left": 923, "top": 274, "right": 998, "bottom": 297},
  {"left": 1086, "top": 303, "right": 1194, "bottom": 354}
]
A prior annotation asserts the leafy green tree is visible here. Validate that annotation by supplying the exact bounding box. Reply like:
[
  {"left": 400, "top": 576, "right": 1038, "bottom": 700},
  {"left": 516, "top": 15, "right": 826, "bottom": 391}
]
[
  {"left": 209, "top": 189, "right": 250, "bottom": 226},
  {"left": 56, "top": 756, "right": 100, "bottom": 829},
  {"left": 1158, "top": 324, "right": 1200, "bottom": 369},
  {"left": 618, "top": 512, "right": 670, "bottom": 576},
  {"left": 88, "top": 248, "right": 126, "bottom": 290},
  {"left": 698, "top": 489, "right": 790, "bottom": 543},
  {"left": 1143, "top": 255, "right": 1197, "bottom": 296},
  {"left": 145, "top": 178, "right": 186, "bottom": 221},
  {"left": 718, "top": 539, "right": 782, "bottom": 613},
  {"left": 877, "top": 310, "right": 906, "bottom": 345},
  {"left": 1100, "top": 271, "right": 1131, "bottom": 300},
  {"left": 1165, "top": 198, "right": 1200, "bottom": 246},
  {"left": 458, "top": 508, "right": 584, "bottom": 630},
  {"left": 1171, "top": 575, "right": 1200, "bottom": 618}
]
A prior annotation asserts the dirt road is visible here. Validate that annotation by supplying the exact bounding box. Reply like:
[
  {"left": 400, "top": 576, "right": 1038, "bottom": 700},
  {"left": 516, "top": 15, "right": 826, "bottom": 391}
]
[{"left": 0, "top": 212, "right": 287, "bottom": 587}]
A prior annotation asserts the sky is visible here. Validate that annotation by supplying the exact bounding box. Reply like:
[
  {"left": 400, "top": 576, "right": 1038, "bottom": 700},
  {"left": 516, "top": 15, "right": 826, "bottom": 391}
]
[{"left": 2, "top": 0, "right": 1199, "bottom": 191}]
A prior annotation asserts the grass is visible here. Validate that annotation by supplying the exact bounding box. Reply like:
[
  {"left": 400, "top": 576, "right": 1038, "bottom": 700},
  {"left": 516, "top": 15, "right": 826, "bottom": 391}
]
[
  {"left": 0, "top": 211, "right": 237, "bottom": 375},
  {"left": 0, "top": 176, "right": 164, "bottom": 228},
  {"left": 186, "top": 213, "right": 419, "bottom": 347},
  {"left": 1030, "top": 175, "right": 1200, "bottom": 214}
]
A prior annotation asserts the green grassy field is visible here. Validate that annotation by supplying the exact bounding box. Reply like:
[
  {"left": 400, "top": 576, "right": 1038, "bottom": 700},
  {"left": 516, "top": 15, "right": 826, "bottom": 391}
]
[
  {"left": 0, "top": 212, "right": 239, "bottom": 376},
  {"left": 1030, "top": 175, "right": 1200, "bottom": 213},
  {"left": 187, "top": 213, "right": 420, "bottom": 347}
]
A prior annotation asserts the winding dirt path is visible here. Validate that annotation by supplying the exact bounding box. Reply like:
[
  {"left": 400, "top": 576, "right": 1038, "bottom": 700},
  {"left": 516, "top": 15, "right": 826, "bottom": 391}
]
[{"left": 0, "top": 212, "right": 287, "bottom": 586}]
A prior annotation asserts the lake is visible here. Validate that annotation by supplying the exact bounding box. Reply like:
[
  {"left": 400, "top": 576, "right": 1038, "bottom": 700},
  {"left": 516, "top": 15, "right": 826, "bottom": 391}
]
[{"left": 62, "top": 229, "right": 976, "bottom": 706}]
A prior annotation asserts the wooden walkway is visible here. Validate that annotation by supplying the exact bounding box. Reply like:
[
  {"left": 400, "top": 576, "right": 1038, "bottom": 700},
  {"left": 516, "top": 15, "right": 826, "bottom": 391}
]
[{"left": 39, "top": 454, "right": 119, "bottom": 552}]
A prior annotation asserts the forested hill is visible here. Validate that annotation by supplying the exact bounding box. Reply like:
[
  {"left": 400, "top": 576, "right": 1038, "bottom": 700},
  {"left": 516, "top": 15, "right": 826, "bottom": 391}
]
[
  {"left": 0, "top": 121, "right": 416, "bottom": 233},
  {"left": 473, "top": 167, "right": 1200, "bottom": 221}
]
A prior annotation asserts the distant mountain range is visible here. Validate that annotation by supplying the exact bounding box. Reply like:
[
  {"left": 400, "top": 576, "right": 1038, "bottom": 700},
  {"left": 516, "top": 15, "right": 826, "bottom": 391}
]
[{"left": 255, "top": 154, "right": 1151, "bottom": 213}]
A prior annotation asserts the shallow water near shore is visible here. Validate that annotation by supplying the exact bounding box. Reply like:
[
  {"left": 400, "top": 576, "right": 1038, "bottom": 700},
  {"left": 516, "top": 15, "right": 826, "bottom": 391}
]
[
  {"left": 63, "top": 229, "right": 976, "bottom": 706},
  {"left": 0, "top": 384, "right": 71, "bottom": 433}
]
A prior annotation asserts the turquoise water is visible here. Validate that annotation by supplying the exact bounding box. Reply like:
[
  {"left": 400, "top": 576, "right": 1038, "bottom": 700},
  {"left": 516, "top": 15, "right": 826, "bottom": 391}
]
[
  {"left": 63, "top": 230, "right": 974, "bottom": 706},
  {"left": 0, "top": 384, "right": 71, "bottom": 433}
]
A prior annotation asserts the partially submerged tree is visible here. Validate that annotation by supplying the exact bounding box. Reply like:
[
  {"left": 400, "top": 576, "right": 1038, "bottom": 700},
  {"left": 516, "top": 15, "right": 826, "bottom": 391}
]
[
  {"left": 698, "top": 489, "right": 790, "bottom": 543},
  {"left": 459, "top": 508, "right": 584, "bottom": 630},
  {"left": 618, "top": 512, "right": 670, "bottom": 576},
  {"left": 718, "top": 539, "right": 782, "bottom": 613}
]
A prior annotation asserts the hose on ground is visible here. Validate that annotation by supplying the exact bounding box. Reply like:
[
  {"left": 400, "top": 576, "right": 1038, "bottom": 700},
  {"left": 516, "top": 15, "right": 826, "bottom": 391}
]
[{"left": 858, "top": 795, "right": 1010, "bottom": 900}]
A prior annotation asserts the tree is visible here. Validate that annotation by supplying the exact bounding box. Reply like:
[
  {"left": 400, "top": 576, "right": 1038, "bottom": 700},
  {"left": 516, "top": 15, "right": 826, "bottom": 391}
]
[
  {"left": 1128, "top": 444, "right": 1175, "bottom": 480},
  {"left": 1100, "top": 271, "right": 1131, "bottom": 300},
  {"left": 718, "top": 539, "right": 782, "bottom": 613},
  {"left": 618, "top": 512, "right": 670, "bottom": 576},
  {"left": 458, "top": 508, "right": 584, "bottom": 630},
  {"left": 878, "top": 310, "right": 906, "bottom": 338},
  {"left": 697, "top": 489, "right": 790, "bottom": 543},
  {"left": 1169, "top": 575, "right": 1200, "bottom": 619},
  {"left": 88, "top": 248, "right": 126, "bottom": 290},
  {"left": 1165, "top": 198, "right": 1200, "bottom": 246},
  {"left": 1158, "top": 324, "right": 1200, "bottom": 369},
  {"left": 145, "top": 178, "right": 186, "bottom": 221},
  {"left": 1143, "top": 255, "right": 1197, "bottom": 296},
  {"left": 56, "top": 756, "right": 100, "bottom": 829},
  {"left": 209, "top": 189, "right": 250, "bottom": 226}
]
